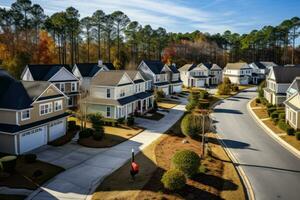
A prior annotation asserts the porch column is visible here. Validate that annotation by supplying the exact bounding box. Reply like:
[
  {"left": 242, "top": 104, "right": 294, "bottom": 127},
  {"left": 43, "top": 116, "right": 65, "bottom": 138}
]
[{"left": 140, "top": 100, "right": 143, "bottom": 114}]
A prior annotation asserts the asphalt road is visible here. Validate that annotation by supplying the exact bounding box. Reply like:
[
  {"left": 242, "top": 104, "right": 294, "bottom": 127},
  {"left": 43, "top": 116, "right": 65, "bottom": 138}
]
[{"left": 211, "top": 88, "right": 300, "bottom": 200}]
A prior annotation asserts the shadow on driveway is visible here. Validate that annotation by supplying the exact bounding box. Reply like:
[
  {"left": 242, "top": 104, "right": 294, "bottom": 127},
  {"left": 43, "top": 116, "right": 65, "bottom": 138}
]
[{"left": 213, "top": 108, "right": 243, "bottom": 115}]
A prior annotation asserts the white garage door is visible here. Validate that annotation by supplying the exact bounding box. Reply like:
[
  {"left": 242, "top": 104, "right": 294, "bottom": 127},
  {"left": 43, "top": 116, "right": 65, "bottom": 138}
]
[
  {"left": 20, "top": 126, "right": 47, "bottom": 154},
  {"left": 49, "top": 119, "right": 66, "bottom": 141},
  {"left": 173, "top": 85, "right": 182, "bottom": 93},
  {"left": 162, "top": 87, "right": 169, "bottom": 95},
  {"left": 196, "top": 80, "right": 205, "bottom": 87},
  {"left": 240, "top": 77, "right": 248, "bottom": 85}
]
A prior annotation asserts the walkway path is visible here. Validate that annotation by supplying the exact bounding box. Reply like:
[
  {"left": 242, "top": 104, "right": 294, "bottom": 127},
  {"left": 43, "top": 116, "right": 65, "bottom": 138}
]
[{"left": 27, "top": 100, "right": 186, "bottom": 200}]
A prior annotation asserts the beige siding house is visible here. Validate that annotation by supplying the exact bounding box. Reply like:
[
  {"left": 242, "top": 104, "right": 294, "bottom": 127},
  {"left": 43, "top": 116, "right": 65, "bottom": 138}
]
[
  {"left": 223, "top": 62, "right": 252, "bottom": 85},
  {"left": 284, "top": 92, "right": 300, "bottom": 130},
  {"left": 0, "top": 69, "right": 69, "bottom": 154}
]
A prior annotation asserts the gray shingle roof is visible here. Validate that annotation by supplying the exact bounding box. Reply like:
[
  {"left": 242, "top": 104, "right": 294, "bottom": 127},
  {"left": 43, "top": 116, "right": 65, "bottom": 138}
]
[
  {"left": 272, "top": 67, "right": 300, "bottom": 83},
  {"left": 75, "top": 63, "right": 101, "bottom": 77},
  {"left": 92, "top": 71, "right": 131, "bottom": 86},
  {"left": 225, "top": 62, "right": 249, "bottom": 70},
  {"left": 143, "top": 60, "right": 165, "bottom": 74},
  {"left": 178, "top": 64, "right": 197, "bottom": 72}
]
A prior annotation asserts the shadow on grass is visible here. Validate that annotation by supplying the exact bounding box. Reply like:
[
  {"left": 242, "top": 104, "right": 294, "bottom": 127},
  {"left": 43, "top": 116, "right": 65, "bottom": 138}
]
[
  {"left": 214, "top": 108, "right": 243, "bottom": 115},
  {"left": 194, "top": 173, "right": 238, "bottom": 191}
]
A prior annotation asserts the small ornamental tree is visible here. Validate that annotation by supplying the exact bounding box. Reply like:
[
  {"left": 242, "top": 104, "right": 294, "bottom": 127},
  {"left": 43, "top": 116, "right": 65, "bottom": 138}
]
[
  {"left": 154, "top": 89, "right": 165, "bottom": 102},
  {"left": 89, "top": 113, "right": 104, "bottom": 140},
  {"left": 181, "top": 113, "right": 211, "bottom": 138},
  {"left": 161, "top": 169, "right": 186, "bottom": 190},
  {"left": 223, "top": 77, "right": 231, "bottom": 85},
  {"left": 217, "top": 83, "right": 231, "bottom": 95},
  {"left": 172, "top": 150, "right": 201, "bottom": 178}
]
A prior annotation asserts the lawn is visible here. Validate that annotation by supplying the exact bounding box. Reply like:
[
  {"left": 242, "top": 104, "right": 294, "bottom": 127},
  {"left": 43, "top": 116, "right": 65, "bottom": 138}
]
[
  {"left": 78, "top": 125, "right": 144, "bottom": 148},
  {"left": 263, "top": 119, "right": 285, "bottom": 134},
  {"left": 92, "top": 117, "right": 245, "bottom": 200},
  {"left": 280, "top": 135, "right": 300, "bottom": 151},
  {"left": 158, "top": 99, "right": 180, "bottom": 109},
  {"left": 0, "top": 156, "right": 64, "bottom": 190},
  {"left": 253, "top": 108, "right": 269, "bottom": 119},
  {"left": 138, "top": 112, "right": 165, "bottom": 121}
]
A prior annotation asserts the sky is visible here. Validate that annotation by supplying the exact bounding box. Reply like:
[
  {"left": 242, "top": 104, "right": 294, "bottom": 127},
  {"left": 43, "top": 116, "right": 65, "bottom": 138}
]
[{"left": 1, "top": 0, "right": 300, "bottom": 34}]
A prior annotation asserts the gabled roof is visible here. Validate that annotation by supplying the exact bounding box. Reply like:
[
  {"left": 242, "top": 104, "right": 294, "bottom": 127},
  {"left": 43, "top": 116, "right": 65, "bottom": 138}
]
[
  {"left": 26, "top": 64, "right": 71, "bottom": 81},
  {"left": 92, "top": 71, "right": 132, "bottom": 86},
  {"left": 284, "top": 92, "right": 300, "bottom": 111},
  {"left": 103, "top": 62, "right": 115, "bottom": 70},
  {"left": 287, "top": 77, "right": 300, "bottom": 95},
  {"left": 225, "top": 62, "right": 249, "bottom": 70},
  {"left": 272, "top": 66, "right": 300, "bottom": 83},
  {"left": 178, "top": 64, "right": 197, "bottom": 72},
  {"left": 167, "top": 64, "right": 179, "bottom": 73},
  {"left": 251, "top": 62, "right": 277, "bottom": 69},
  {"left": 142, "top": 60, "right": 165, "bottom": 74},
  {"left": 21, "top": 81, "right": 52, "bottom": 102},
  {"left": 75, "top": 63, "right": 102, "bottom": 77}
]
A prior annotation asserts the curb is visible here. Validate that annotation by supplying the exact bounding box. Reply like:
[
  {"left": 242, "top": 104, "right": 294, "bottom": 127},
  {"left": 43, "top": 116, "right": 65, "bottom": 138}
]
[{"left": 247, "top": 98, "right": 300, "bottom": 159}]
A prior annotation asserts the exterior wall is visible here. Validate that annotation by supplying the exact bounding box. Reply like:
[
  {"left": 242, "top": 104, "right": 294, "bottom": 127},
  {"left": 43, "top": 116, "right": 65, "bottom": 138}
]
[
  {"left": 210, "top": 70, "right": 223, "bottom": 85},
  {"left": 180, "top": 71, "right": 189, "bottom": 87},
  {"left": 91, "top": 86, "right": 116, "bottom": 99},
  {"left": 264, "top": 89, "right": 273, "bottom": 104},
  {"left": 54, "top": 81, "right": 79, "bottom": 94},
  {"left": 276, "top": 83, "right": 290, "bottom": 94},
  {"left": 223, "top": 75, "right": 248, "bottom": 85},
  {"left": 86, "top": 104, "right": 116, "bottom": 119},
  {"left": 0, "top": 133, "right": 16, "bottom": 154},
  {"left": 223, "top": 68, "right": 252, "bottom": 76},
  {"left": 0, "top": 110, "right": 17, "bottom": 125},
  {"left": 286, "top": 106, "right": 299, "bottom": 129},
  {"left": 115, "top": 84, "right": 134, "bottom": 99}
]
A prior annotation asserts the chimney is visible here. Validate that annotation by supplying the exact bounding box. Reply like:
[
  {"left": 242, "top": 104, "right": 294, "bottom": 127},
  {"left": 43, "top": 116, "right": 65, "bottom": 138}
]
[{"left": 98, "top": 60, "right": 103, "bottom": 66}]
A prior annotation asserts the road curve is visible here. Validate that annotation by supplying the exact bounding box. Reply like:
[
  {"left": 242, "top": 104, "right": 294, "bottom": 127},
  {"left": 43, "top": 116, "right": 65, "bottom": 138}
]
[{"left": 211, "top": 88, "right": 300, "bottom": 200}]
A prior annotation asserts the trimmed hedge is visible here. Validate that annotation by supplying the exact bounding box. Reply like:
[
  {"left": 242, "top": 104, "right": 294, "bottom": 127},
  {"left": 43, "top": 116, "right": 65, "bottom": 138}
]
[
  {"left": 267, "top": 107, "right": 277, "bottom": 115},
  {"left": 172, "top": 150, "right": 201, "bottom": 178},
  {"left": 79, "top": 128, "right": 94, "bottom": 139},
  {"left": 270, "top": 112, "right": 278, "bottom": 119},
  {"left": 161, "top": 169, "right": 186, "bottom": 190},
  {"left": 279, "top": 113, "right": 286, "bottom": 120},
  {"left": 286, "top": 127, "right": 295, "bottom": 136}
]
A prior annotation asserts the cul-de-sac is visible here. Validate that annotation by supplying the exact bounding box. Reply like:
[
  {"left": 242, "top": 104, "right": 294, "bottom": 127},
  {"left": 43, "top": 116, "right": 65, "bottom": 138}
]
[{"left": 0, "top": 1, "right": 300, "bottom": 200}]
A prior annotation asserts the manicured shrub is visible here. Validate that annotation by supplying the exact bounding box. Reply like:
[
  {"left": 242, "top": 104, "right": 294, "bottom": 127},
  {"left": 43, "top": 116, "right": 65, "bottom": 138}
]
[
  {"left": 24, "top": 154, "right": 37, "bottom": 163},
  {"left": 172, "top": 150, "right": 201, "bottom": 178},
  {"left": 295, "top": 132, "right": 300, "bottom": 140},
  {"left": 0, "top": 156, "right": 17, "bottom": 173},
  {"left": 185, "top": 101, "right": 197, "bottom": 112},
  {"left": 199, "top": 91, "right": 209, "bottom": 99},
  {"left": 117, "top": 117, "right": 125, "bottom": 124},
  {"left": 231, "top": 84, "right": 239, "bottom": 92},
  {"left": 161, "top": 169, "right": 186, "bottom": 191},
  {"left": 126, "top": 116, "right": 135, "bottom": 126},
  {"left": 223, "top": 77, "right": 231, "bottom": 85},
  {"left": 217, "top": 83, "right": 231, "bottom": 95},
  {"left": 181, "top": 114, "right": 210, "bottom": 138},
  {"left": 267, "top": 107, "right": 277, "bottom": 116},
  {"left": 255, "top": 98, "right": 261, "bottom": 104},
  {"left": 79, "top": 128, "right": 93, "bottom": 138},
  {"left": 270, "top": 112, "right": 279, "bottom": 119},
  {"left": 93, "top": 132, "right": 103, "bottom": 141},
  {"left": 89, "top": 113, "right": 104, "bottom": 140},
  {"left": 155, "top": 89, "right": 165, "bottom": 102},
  {"left": 260, "top": 97, "right": 268, "bottom": 105},
  {"left": 286, "top": 127, "right": 295, "bottom": 136},
  {"left": 197, "top": 102, "right": 210, "bottom": 110},
  {"left": 278, "top": 120, "right": 288, "bottom": 131},
  {"left": 266, "top": 103, "right": 274, "bottom": 108},
  {"left": 279, "top": 113, "right": 286, "bottom": 120},
  {"left": 272, "top": 118, "right": 279, "bottom": 124}
]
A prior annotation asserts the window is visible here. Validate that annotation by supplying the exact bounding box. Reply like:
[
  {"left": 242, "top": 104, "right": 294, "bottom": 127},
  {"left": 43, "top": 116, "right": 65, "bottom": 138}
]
[
  {"left": 21, "top": 110, "right": 30, "bottom": 121},
  {"left": 54, "top": 100, "right": 63, "bottom": 111},
  {"left": 156, "top": 76, "right": 160, "bottom": 82},
  {"left": 60, "top": 83, "right": 65, "bottom": 92},
  {"left": 107, "top": 107, "right": 111, "bottom": 117},
  {"left": 107, "top": 89, "right": 111, "bottom": 98},
  {"left": 120, "top": 88, "right": 125, "bottom": 97},
  {"left": 40, "top": 103, "right": 52, "bottom": 115},
  {"left": 71, "top": 82, "right": 77, "bottom": 92}
]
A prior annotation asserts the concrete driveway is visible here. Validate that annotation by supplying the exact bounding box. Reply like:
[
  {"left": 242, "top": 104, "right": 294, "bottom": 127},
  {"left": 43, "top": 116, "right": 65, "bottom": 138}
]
[
  {"left": 212, "top": 88, "right": 300, "bottom": 200},
  {"left": 27, "top": 101, "right": 186, "bottom": 200}
]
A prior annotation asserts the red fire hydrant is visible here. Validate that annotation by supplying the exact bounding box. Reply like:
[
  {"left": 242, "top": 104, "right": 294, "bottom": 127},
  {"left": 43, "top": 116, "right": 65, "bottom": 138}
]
[{"left": 130, "top": 149, "right": 139, "bottom": 180}]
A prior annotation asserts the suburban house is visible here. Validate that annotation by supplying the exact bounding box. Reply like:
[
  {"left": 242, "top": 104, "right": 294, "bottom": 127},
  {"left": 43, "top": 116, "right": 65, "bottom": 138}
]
[
  {"left": 81, "top": 70, "right": 154, "bottom": 119},
  {"left": 284, "top": 91, "right": 300, "bottom": 130},
  {"left": 137, "top": 60, "right": 182, "bottom": 95},
  {"left": 223, "top": 62, "right": 252, "bottom": 85},
  {"left": 21, "top": 64, "right": 79, "bottom": 108},
  {"left": 72, "top": 61, "right": 115, "bottom": 91},
  {"left": 179, "top": 63, "right": 222, "bottom": 87},
  {"left": 249, "top": 62, "right": 277, "bottom": 84},
  {"left": 286, "top": 77, "right": 300, "bottom": 99},
  {"left": 264, "top": 67, "right": 300, "bottom": 105},
  {"left": 0, "top": 69, "right": 69, "bottom": 154}
]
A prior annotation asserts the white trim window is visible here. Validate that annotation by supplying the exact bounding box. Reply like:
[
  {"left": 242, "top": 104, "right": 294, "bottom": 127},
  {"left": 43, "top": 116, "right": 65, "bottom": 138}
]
[
  {"left": 40, "top": 102, "right": 53, "bottom": 116},
  {"left": 106, "top": 106, "right": 111, "bottom": 117},
  {"left": 107, "top": 89, "right": 111, "bottom": 98},
  {"left": 21, "top": 110, "right": 30, "bottom": 121},
  {"left": 60, "top": 83, "right": 65, "bottom": 92},
  {"left": 71, "top": 82, "right": 77, "bottom": 92},
  {"left": 54, "top": 100, "right": 63, "bottom": 111}
]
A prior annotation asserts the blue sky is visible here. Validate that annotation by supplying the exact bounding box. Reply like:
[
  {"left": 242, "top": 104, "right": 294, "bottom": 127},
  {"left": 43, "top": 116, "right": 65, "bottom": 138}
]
[{"left": 1, "top": 0, "right": 300, "bottom": 34}]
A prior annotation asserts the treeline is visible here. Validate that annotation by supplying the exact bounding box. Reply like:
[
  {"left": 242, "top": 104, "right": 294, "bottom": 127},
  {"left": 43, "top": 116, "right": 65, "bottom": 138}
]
[{"left": 0, "top": 0, "right": 299, "bottom": 78}]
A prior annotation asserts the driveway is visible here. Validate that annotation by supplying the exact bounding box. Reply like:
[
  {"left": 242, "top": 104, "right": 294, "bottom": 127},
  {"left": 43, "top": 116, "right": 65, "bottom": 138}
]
[
  {"left": 211, "top": 88, "right": 300, "bottom": 200},
  {"left": 27, "top": 101, "right": 186, "bottom": 200}
]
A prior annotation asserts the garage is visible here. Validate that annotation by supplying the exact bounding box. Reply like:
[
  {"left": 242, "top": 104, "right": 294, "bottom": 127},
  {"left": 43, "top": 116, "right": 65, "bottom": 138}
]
[
  {"left": 196, "top": 79, "right": 205, "bottom": 87},
  {"left": 239, "top": 77, "right": 249, "bottom": 85},
  {"left": 161, "top": 86, "right": 169, "bottom": 96},
  {"left": 172, "top": 85, "right": 182, "bottom": 93},
  {"left": 19, "top": 126, "right": 47, "bottom": 154},
  {"left": 49, "top": 119, "right": 66, "bottom": 141}
]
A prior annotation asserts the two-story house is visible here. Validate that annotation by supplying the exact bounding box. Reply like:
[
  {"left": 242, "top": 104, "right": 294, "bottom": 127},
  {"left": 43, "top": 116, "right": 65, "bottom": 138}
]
[
  {"left": 72, "top": 60, "right": 115, "bottom": 91},
  {"left": 223, "top": 62, "right": 252, "bottom": 85},
  {"left": 179, "top": 64, "right": 210, "bottom": 87},
  {"left": 81, "top": 71, "right": 154, "bottom": 119},
  {"left": 249, "top": 62, "right": 277, "bottom": 84},
  {"left": 264, "top": 67, "right": 300, "bottom": 105},
  {"left": 0, "top": 69, "right": 69, "bottom": 154},
  {"left": 21, "top": 64, "right": 79, "bottom": 108},
  {"left": 137, "top": 60, "right": 182, "bottom": 95},
  {"left": 284, "top": 77, "right": 300, "bottom": 130},
  {"left": 202, "top": 63, "right": 223, "bottom": 85}
]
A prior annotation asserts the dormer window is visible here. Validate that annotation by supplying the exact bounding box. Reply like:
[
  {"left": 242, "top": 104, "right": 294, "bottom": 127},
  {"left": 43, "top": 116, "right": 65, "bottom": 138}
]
[{"left": 21, "top": 110, "right": 30, "bottom": 121}]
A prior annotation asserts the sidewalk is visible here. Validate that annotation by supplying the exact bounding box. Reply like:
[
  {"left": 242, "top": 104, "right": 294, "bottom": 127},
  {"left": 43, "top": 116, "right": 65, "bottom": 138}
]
[{"left": 27, "top": 103, "right": 186, "bottom": 200}]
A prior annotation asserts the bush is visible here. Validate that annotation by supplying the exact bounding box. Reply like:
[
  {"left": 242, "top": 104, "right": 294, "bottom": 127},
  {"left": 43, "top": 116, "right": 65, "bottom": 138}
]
[
  {"left": 172, "top": 150, "right": 201, "bottom": 178},
  {"left": 266, "top": 103, "right": 274, "bottom": 108},
  {"left": 295, "top": 132, "right": 300, "bottom": 140},
  {"left": 279, "top": 113, "right": 286, "bottom": 120},
  {"left": 272, "top": 118, "right": 279, "bottom": 124},
  {"left": 117, "top": 117, "right": 125, "bottom": 124},
  {"left": 255, "top": 98, "right": 261, "bottom": 104},
  {"left": 126, "top": 116, "right": 135, "bottom": 126},
  {"left": 161, "top": 169, "right": 186, "bottom": 191},
  {"left": 270, "top": 112, "right": 278, "bottom": 119},
  {"left": 0, "top": 156, "right": 17, "bottom": 173},
  {"left": 155, "top": 89, "right": 165, "bottom": 102},
  {"left": 231, "top": 84, "right": 239, "bottom": 92},
  {"left": 68, "top": 120, "right": 77, "bottom": 131},
  {"left": 181, "top": 114, "right": 210, "bottom": 138},
  {"left": 197, "top": 102, "right": 210, "bottom": 110},
  {"left": 267, "top": 107, "right": 277, "bottom": 116},
  {"left": 89, "top": 113, "right": 104, "bottom": 139},
  {"left": 286, "top": 127, "right": 295, "bottom": 136},
  {"left": 153, "top": 100, "right": 158, "bottom": 112},
  {"left": 79, "top": 128, "right": 93, "bottom": 139},
  {"left": 185, "top": 101, "right": 197, "bottom": 112},
  {"left": 217, "top": 83, "right": 231, "bottom": 95},
  {"left": 260, "top": 97, "right": 268, "bottom": 105},
  {"left": 278, "top": 120, "right": 288, "bottom": 131},
  {"left": 223, "top": 77, "right": 231, "bottom": 84},
  {"left": 199, "top": 91, "right": 209, "bottom": 99},
  {"left": 24, "top": 154, "right": 37, "bottom": 163}
]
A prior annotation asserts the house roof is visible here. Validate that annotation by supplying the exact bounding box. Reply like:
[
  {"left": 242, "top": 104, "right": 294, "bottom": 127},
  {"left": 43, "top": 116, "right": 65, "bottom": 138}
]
[
  {"left": 284, "top": 92, "right": 300, "bottom": 111},
  {"left": 143, "top": 60, "right": 165, "bottom": 74},
  {"left": 272, "top": 67, "right": 300, "bottom": 83},
  {"left": 75, "top": 63, "right": 102, "bottom": 77},
  {"left": 178, "top": 64, "right": 197, "bottom": 72},
  {"left": 225, "top": 62, "right": 249, "bottom": 70},
  {"left": 21, "top": 81, "right": 52, "bottom": 101},
  {"left": 92, "top": 71, "right": 131, "bottom": 86},
  {"left": 251, "top": 62, "right": 277, "bottom": 69},
  {"left": 26, "top": 64, "right": 71, "bottom": 81},
  {"left": 167, "top": 64, "right": 179, "bottom": 73},
  {"left": 103, "top": 62, "right": 115, "bottom": 70}
]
